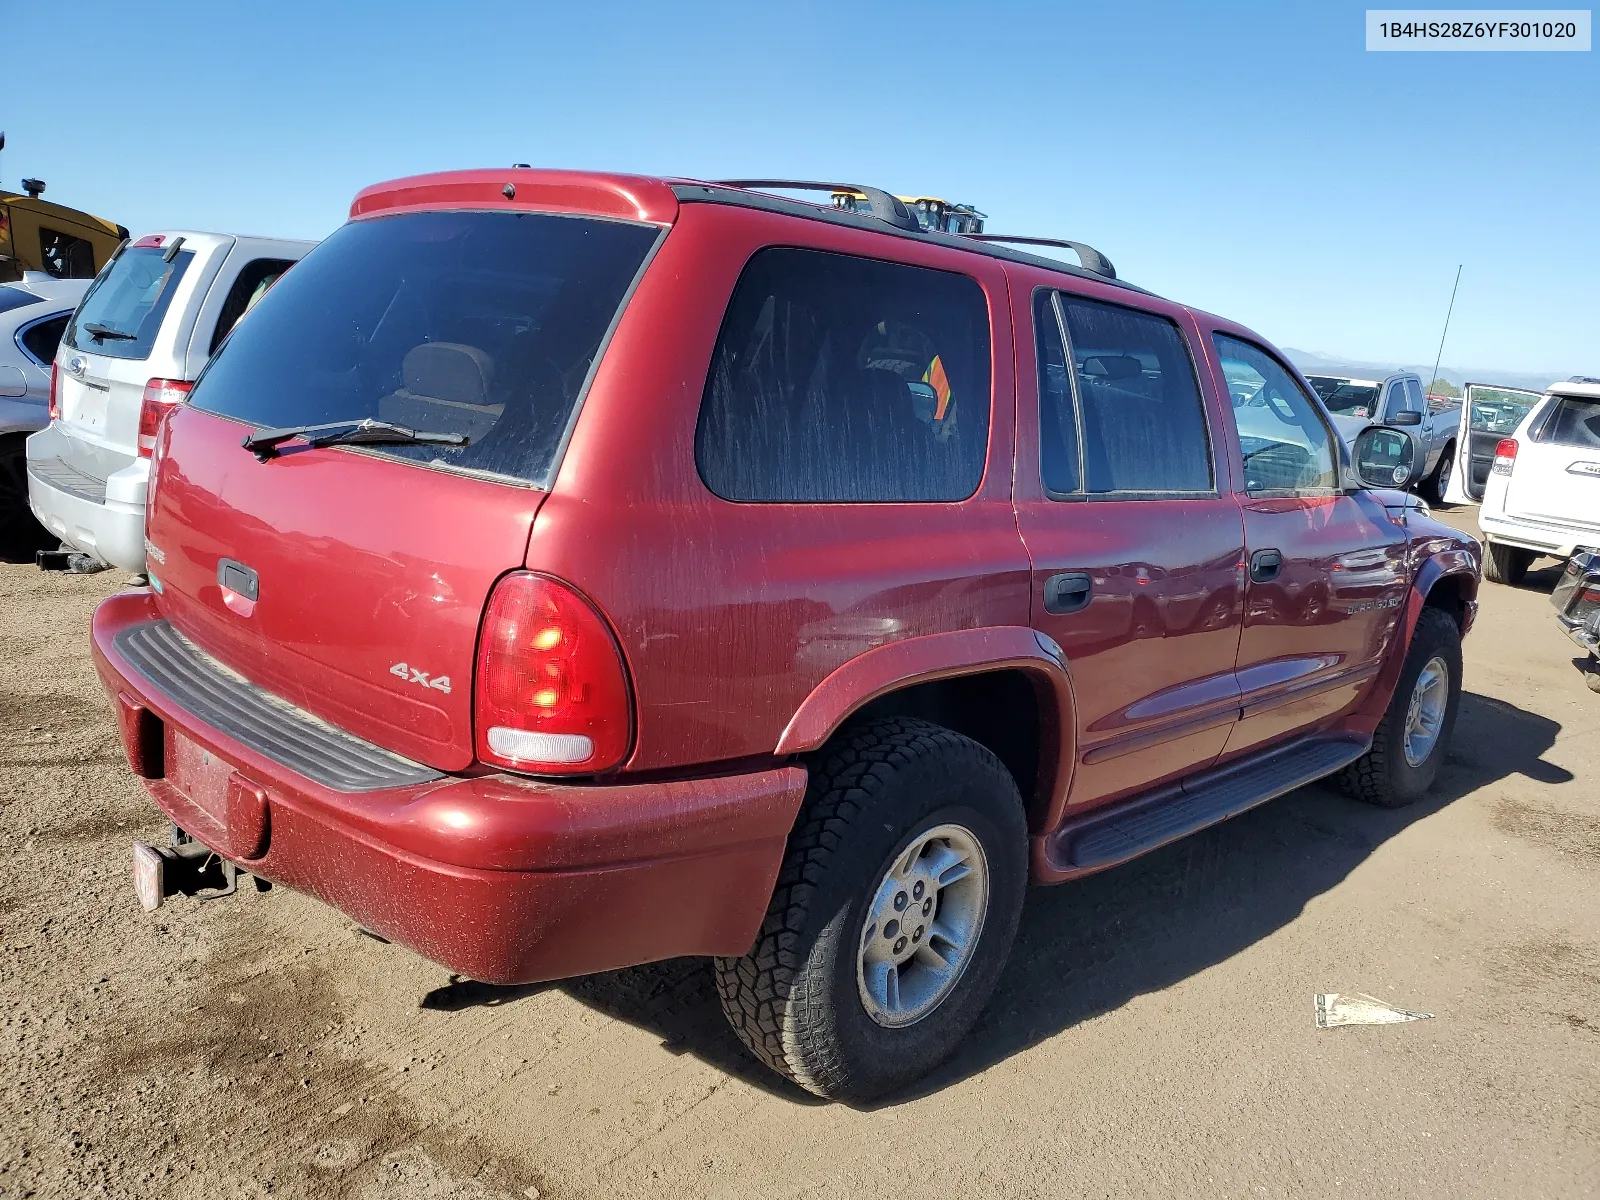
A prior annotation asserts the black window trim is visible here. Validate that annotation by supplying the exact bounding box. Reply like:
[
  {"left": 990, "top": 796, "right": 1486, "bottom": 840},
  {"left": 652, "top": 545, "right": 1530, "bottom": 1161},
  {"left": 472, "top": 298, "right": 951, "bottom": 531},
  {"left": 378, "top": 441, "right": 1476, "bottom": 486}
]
[
  {"left": 694, "top": 241, "right": 997, "bottom": 506},
  {"left": 14, "top": 307, "right": 74, "bottom": 367},
  {"left": 1035, "top": 285, "right": 1219, "bottom": 503},
  {"left": 1213, "top": 332, "right": 1346, "bottom": 499}
]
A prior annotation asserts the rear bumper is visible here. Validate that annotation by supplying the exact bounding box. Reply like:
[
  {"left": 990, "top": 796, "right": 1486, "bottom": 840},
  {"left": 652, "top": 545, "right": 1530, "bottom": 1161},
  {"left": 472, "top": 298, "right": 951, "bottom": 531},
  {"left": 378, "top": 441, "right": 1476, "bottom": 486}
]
[
  {"left": 26, "top": 424, "right": 147, "bottom": 572},
  {"left": 91, "top": 590, "right": 807, "bottom": 984},
  {"left": 1478, "top": 507, "right": 1595, "bottom": 561}
]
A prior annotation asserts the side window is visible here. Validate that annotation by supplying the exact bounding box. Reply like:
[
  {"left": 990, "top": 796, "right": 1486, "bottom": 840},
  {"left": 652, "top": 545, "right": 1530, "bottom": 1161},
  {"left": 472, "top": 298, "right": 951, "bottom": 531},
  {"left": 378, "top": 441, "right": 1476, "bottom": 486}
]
[
  {"left": 1214, "top": 335, "right": 1339, "bottom": 494},
  {"left": 1386, "top": 379, "right": 1415, "bottom": 417},
  {"left": 1405, "top": 379, "right": 1427, "bottom": 414},
  {"left": 38, "top": 228, "right": 96, "bottom": 278},
  {"left": 1055, "top": 296, "right": 1212, "bottom": 494},
  {"left": 1034, "top": 291, "right": 1079, "bottom": 494},
  {"left": 209, "top": 257, "right": 297, "bottom": 354},
  {"left": 696, "top": 247, "right": 991, "bottom": 502},
  {"left": 18, "top": 313, "right": 71, "bottom": 365},
  {"left": 1540, "top": 395, "right": 1600, "bottom": 448}
]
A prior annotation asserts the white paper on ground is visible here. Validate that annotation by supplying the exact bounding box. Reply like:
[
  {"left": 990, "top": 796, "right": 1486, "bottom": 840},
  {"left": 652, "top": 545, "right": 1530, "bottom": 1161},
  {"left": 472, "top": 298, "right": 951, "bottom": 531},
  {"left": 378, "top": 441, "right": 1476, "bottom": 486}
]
[{"left": 1315, "top": 993, "right": 1434, "bottom": 1028}]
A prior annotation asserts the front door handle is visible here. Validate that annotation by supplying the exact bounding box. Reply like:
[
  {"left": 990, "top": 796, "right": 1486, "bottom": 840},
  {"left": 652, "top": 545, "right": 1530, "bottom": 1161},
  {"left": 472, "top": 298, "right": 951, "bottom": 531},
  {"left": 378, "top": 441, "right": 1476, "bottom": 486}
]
[
  {"left": 1044, "top": 572, "right": 1093, "bottom": 615},
  {"left": 1249, "top": 549, "right": 1284, "bottom": 583}
]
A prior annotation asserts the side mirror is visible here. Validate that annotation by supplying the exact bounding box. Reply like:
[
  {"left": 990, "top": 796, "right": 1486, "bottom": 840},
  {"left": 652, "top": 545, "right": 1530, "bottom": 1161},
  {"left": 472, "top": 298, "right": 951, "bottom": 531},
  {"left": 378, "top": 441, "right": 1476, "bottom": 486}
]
[
  {"left": 1389, "top": 409, "right": 1423, "bottom": 427},
  {"left": 1352, "top": 426, "right": 1418, "bottom": 490}
]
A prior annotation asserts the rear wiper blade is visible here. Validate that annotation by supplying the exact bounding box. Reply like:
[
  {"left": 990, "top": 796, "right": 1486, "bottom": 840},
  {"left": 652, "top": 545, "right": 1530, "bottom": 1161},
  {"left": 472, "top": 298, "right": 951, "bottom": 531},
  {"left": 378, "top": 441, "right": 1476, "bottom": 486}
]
[
  {"left": 242, "top": 418, "right": 469, "bottom": 462},
  {"left": 84, "top": 322, "right": 136, "bottom": 341}
]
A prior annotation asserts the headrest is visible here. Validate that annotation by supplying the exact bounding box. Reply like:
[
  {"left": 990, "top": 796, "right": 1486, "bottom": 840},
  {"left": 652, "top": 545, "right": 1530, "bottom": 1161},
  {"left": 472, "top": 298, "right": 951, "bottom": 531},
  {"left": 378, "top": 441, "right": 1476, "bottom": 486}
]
[
  {"left": 402, "top": 342, "right": 493, "bottom": 406},
  {"left": 1080, "top": 354, "right": 1142, "bottom": 381}
]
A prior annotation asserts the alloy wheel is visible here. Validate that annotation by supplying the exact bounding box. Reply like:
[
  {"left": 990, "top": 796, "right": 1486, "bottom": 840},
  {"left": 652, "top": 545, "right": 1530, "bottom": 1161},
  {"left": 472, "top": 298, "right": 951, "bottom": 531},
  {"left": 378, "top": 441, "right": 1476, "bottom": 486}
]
[{"left": 856, "top": 823, "right": 989, "bottom": 1028}]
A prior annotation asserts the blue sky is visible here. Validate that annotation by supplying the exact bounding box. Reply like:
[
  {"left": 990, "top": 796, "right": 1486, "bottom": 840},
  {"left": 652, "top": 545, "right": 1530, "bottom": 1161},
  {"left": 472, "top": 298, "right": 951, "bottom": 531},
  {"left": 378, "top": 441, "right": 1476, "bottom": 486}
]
[{"left": 7, "top": 0, "right": 1595, "bottom": 374}]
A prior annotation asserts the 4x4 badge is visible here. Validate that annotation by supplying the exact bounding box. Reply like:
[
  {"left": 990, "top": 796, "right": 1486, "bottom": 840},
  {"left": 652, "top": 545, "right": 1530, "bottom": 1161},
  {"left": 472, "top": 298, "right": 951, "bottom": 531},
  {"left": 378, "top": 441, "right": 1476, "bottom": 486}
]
[{"left": 390, "top": 662, "right": 452, "bottom": 694}]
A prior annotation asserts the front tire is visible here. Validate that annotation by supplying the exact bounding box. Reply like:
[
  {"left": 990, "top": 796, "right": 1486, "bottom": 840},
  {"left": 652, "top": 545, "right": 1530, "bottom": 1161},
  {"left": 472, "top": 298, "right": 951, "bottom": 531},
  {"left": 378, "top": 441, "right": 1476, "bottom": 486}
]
[
  {"left": 1339, "top": 607, "right": 1462, "bottom": 807},
  {"left": 1483, "top": 540, "right": 1535, "bottom": 586},
  {"left": 715, "top": 717, "right": 1027, "bottom": 1103}
]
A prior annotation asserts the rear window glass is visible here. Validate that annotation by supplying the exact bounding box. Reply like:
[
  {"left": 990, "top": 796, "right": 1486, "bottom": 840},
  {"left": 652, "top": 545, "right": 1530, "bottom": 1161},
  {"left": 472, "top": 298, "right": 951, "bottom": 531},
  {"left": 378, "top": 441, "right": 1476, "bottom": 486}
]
[
  {"left": 189, "top": 212, "right": 658, "bottom": 486},
  {"left": 0, "top": 285, "right": 44, "bottom": 315},
  {"left": 64, "top": 247, "right": 194, "bottom": 361},
  {"left": 1540, "top": 396, "right": 1600, "bottom": 448},
  {"left": 696, "top": 247, "right": 991, "bottom": 502}
]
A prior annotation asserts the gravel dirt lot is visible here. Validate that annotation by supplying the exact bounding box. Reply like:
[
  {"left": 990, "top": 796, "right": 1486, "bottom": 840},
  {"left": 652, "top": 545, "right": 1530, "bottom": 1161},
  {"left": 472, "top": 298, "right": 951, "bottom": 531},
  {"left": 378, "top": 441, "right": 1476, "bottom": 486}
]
[{"left": 2, "top": 506, "right": 1597, "bottom": 1199}]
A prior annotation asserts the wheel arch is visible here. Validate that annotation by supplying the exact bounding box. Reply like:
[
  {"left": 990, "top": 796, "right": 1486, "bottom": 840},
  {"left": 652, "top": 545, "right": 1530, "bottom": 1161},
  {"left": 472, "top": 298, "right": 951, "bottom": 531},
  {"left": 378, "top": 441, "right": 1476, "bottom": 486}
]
[{"left": 775, "top": 627, "right": 1076, "bottom": 835}]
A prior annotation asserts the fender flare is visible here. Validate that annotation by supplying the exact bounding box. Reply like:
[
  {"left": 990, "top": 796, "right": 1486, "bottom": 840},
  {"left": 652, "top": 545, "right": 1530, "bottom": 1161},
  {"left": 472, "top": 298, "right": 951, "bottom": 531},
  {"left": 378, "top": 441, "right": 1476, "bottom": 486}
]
[
  {"left": 774, "top": 626, "right": 1078, "bottom": 829},
  {"left": 1346, "top": 549, "right": 1479, "bottom": 732}
]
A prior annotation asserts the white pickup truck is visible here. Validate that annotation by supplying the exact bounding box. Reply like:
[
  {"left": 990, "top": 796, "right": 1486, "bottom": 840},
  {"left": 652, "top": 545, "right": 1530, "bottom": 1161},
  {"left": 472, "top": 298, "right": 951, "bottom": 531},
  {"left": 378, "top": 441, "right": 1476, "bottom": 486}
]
[{"left": 1305, "top": 371, "right": 1461, "bottom": 502}]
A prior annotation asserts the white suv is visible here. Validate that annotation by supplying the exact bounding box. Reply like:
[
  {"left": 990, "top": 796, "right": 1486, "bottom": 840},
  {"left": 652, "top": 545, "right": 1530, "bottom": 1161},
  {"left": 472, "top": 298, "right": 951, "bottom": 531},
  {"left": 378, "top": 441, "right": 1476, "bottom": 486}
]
[
  {"left": 26, "top": 230, "right": 314, "bottom": 573},
  {"left": 1478, "top": 378, "right": 1600, "bottom": 584}
]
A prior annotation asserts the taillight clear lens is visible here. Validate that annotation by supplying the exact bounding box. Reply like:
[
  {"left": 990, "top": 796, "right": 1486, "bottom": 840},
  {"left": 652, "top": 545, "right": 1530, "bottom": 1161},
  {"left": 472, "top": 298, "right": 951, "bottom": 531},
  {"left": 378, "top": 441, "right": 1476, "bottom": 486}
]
[
  {"left": 137, "top": 378, "right": 193, "bottom": 457},
  {"left": 474, "top": 573, "right": 631, "bottom": 775},
  {"left": 48, "top": 361, "right": 61, "bottom": 421},
  {"left": 1491, "top": 438, "right": 1518, "bottom": 477}
]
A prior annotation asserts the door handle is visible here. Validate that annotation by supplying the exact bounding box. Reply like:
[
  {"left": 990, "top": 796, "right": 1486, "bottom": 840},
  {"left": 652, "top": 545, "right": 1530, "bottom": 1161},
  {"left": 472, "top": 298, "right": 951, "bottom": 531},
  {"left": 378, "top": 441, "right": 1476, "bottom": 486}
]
[
  {"left": 1249, "top": 549, "right": 1283, "bottom": 583},
  {"left": 1044, "top": 572, "right": 1093, "bottom": 615}
]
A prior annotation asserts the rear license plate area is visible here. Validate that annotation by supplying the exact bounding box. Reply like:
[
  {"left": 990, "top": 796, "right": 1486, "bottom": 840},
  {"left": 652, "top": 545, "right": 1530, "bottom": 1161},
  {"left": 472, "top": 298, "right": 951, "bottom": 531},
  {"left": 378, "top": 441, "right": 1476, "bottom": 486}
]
[{"left": 164, "top": 727, "right": 236, "bottom": 827}]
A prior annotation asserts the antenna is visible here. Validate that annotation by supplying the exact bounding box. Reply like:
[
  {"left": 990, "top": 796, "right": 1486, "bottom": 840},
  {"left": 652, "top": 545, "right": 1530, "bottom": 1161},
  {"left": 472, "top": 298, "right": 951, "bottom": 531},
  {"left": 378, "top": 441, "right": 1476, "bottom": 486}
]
[{"left": 1428, "top": 264, "right": 1462, "bottom": 398}]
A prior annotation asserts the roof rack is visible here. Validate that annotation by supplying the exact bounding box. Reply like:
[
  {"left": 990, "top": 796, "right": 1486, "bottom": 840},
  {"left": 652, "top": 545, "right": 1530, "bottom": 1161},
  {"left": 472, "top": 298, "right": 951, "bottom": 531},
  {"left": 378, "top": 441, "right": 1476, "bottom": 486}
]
[
  {"left": 712, "top": 180, "right": 921, "bottom": 232},
  {"left": 960, "top": 235, "right": 1116, "bottom": 281}
]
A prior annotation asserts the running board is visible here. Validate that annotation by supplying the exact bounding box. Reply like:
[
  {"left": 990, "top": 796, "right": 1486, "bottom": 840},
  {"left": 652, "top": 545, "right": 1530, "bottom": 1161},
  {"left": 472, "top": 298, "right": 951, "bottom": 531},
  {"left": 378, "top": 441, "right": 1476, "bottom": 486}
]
[{"left": 1043, "top": 735, "right": 1370, "bottom": 879}]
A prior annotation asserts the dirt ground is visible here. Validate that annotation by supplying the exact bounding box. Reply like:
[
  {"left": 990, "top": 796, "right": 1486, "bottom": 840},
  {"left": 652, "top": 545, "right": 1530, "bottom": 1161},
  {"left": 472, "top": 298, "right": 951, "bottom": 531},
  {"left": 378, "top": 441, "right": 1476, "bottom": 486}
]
[{"left": 1, "top": 505, "right": 1597, "bottom": 1199}]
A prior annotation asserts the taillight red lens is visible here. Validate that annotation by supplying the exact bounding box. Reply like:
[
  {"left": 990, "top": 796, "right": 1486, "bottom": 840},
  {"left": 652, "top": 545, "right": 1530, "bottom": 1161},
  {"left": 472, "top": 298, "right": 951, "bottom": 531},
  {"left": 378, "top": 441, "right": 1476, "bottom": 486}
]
[
  {"left": 137, "top": 378, "right": 192, "bottom": 457},
  {"left": 48, "top": 361, "right": 61, "bottom": 421},
  {"left": 474, "top": 573, "right": 631, "bottom": 774},
  {"left": 1491, "top": 438, "right": 1518, "bottom": 477}
]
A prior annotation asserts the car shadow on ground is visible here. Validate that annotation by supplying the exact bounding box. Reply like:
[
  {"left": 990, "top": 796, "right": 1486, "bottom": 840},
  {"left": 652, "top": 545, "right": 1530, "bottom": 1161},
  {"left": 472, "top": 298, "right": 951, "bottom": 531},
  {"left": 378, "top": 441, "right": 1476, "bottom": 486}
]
[{"left": 430, "top": 690, "right": 1570, "bottom": 1108}]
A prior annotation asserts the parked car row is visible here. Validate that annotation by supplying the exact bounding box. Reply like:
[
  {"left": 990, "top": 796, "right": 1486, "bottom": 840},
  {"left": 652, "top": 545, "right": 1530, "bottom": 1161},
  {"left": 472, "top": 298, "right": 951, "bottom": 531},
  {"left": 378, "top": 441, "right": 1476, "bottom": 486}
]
[
  {"left": 24, "top": 231, "right": 313, "bottom": 570},
  {"left": 1305, "top": 370, "right": 1462, "bottom": 504},
  {"left": 60, "top": 168, "right": 1491, "bottom": 1103},
  {"left": 1, "top": 273, "right": 90, "bottom": 553}
]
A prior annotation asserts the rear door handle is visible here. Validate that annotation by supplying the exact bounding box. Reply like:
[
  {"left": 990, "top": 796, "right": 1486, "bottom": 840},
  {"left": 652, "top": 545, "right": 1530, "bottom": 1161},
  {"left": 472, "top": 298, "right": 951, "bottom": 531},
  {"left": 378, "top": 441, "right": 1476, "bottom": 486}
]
[
  {"left": 1044, "top": 572, "right": 1093, "bottom": 615},
  {"left": 1249, "top": 549, "right": 1283, "bottom": 583}
]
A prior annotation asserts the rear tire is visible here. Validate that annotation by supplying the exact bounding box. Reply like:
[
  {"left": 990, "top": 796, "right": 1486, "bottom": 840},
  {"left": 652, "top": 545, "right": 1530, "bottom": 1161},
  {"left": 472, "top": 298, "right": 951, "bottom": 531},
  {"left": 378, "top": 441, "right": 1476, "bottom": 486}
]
[
  {"left": 1586, "top": 657, "right": 1600, "bottom": 694},
  {"left": 1339, "top": 607, "right": 1462, "bottom": 807},
  {"left": 1422, "top": 443, "right": 1455, "bottom": 505},
  {"left": 715, "top": 716, "right": 1027, "bottom": 1103},
  {"left": 1483, "top": 540, "right": 1534, "bottom": 586}
]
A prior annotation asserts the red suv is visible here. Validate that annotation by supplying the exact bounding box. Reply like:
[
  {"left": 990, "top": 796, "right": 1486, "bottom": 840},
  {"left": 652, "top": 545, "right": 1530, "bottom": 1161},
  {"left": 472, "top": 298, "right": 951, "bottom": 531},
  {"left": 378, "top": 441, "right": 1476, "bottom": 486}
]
[{"left": 91, "top": 170, "right": 1480, "bottom": 1102}]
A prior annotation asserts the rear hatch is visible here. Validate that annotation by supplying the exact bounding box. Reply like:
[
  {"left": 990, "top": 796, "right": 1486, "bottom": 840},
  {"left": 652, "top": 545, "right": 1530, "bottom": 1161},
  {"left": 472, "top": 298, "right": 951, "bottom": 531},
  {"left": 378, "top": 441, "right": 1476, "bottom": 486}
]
[
  {"left": 144, "top": 208, "right": 661, "bottom": 771},
  {"left": 54, "top": 234, "right": 227, "bottom": 475},
  {"left": 1505, "top": 390, "right": 1600, "bottom": 529}
]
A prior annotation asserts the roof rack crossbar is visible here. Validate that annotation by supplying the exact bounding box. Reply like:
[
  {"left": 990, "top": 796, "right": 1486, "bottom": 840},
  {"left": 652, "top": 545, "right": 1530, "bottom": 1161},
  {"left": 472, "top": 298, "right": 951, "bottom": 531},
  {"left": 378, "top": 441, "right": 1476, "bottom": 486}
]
[
  {"left": 712, "top": 179, "right": 920, "bottom": 232},
  {"left": 960, "top": 234, "right": 1116, "bottom": 281}
]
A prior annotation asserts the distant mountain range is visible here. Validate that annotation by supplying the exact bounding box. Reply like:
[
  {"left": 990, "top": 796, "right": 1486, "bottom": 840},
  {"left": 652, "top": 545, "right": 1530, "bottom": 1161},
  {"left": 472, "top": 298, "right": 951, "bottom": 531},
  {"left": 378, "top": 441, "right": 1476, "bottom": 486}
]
[{"left": 1284, "top": 348, "right": 1571, "bottom": 395}]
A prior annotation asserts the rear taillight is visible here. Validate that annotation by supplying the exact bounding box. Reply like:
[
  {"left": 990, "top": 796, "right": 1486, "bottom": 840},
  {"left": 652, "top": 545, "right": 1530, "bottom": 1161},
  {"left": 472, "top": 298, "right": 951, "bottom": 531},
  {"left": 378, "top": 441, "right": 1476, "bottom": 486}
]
[
  {"left": 1491, "top": 438, "right": 1518, "bottom": 477},
  {"left": 137, "top": 378, "right": 193, "bottom": 457},
  {"left": 48, "top": 361, "right": 61, "bottom": 421},
  {"left": 474, "top": 573, "right": 632, "bottom": 775}
]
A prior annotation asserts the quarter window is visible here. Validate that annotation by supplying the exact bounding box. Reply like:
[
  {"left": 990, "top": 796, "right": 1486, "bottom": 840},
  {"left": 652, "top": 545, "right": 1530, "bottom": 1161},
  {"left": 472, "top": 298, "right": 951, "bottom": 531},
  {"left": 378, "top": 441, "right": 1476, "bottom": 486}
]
[
  {"left": 1214, "top": 335, "right": 1339, "bottom": 494},
  {"left": 210, "top": 257, "right": 298, "bottom": 354},
  {"left": 696, "top": 248, "right": 991, "bottom": 502},
  {"left": 1539, "top": 394, "right": 1600, "bottom": 448},
  {"left": 1036, "top": 293, "right": 1212, "bottom": 496},
  {"left": 18, "top": 313, "right": 71, "bottom": 365}
]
